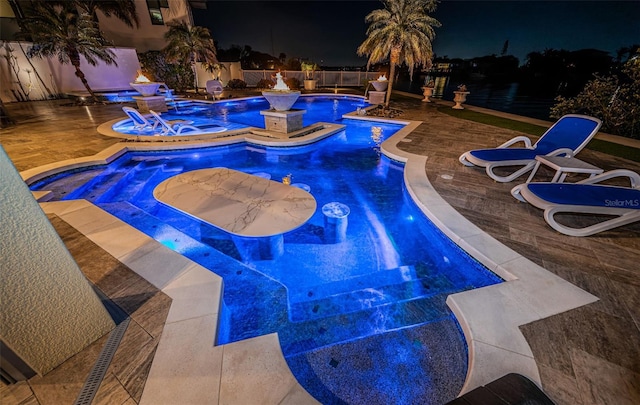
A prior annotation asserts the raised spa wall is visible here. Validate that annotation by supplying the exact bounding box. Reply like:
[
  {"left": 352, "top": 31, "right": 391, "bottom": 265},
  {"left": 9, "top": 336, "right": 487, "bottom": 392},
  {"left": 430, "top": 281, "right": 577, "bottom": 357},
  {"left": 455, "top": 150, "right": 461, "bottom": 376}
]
[{"left": 0, "top": 146, "right": 115, "bottom": 377}]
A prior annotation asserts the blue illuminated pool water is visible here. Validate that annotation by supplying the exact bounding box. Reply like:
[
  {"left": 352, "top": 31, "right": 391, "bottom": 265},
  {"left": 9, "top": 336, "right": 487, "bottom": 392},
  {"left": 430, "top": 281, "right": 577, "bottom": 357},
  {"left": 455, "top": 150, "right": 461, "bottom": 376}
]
[
  {"left": 32, "top": 96, "right": 502, "bottom": 404},
  {"left": 112, "top": 94, "right": 371, "bottom": 135}
]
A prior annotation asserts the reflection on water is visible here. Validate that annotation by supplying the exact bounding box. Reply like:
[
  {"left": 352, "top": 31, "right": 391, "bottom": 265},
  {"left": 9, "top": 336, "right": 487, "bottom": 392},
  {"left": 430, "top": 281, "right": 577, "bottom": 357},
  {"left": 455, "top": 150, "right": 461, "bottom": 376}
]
[{"left": 396, "top": 76, "right": 556, "bottom": 120}]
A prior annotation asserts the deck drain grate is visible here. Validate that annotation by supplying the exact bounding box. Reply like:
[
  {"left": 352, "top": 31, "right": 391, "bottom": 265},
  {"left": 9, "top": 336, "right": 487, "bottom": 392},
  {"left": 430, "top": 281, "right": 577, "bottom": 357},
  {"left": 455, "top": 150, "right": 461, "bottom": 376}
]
[{"left": 73, "top": 318, "right": 130, "bottom": 405}]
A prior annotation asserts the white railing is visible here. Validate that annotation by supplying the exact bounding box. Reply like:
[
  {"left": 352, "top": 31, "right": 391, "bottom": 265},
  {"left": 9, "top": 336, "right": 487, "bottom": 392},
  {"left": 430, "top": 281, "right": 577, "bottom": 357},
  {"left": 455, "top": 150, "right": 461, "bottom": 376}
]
[{"left": 241, "top": 70, "right": 382, "bottom": 88}]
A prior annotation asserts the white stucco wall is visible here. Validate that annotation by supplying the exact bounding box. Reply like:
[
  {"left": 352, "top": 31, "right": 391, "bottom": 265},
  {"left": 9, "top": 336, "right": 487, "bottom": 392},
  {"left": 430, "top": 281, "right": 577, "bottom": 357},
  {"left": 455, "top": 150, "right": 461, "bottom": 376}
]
[
  {"left": 52, "top": 47, "right": 142, "bottom": 93},
  {"left": 0, "top": 43, "right": 142, "bottom": 102},
  {"left": 196, "top": 61, "right": 242, "bottom": 88},
  {"left": 0, "top": 146, "right": 115, "bottom": 375}
]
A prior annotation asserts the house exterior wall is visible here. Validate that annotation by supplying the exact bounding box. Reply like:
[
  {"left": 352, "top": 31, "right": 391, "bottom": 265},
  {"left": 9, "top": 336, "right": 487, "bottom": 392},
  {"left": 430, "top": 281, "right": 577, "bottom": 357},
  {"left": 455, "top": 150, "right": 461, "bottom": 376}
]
[
  {"left": 0, "top": 146, "right": 115, "bottom": 376},
  {"left": 0, "top": 0, "right": 200, "bottom": 102},
  {"left": 97, "top": 0, "right": 193, "bottom": 52},
  {"left": 0, "top": 43, "right": 141, "bottom": 102},
  {"left": 51, "top": 47, "right": 142, "bottom": 93}
]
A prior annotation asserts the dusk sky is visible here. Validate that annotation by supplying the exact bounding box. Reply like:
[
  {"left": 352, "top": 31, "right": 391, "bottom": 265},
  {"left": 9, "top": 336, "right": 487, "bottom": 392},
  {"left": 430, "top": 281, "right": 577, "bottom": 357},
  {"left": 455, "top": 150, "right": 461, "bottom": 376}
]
[{"left": 193, "top": 1, "right": 640, "bottom": 67}]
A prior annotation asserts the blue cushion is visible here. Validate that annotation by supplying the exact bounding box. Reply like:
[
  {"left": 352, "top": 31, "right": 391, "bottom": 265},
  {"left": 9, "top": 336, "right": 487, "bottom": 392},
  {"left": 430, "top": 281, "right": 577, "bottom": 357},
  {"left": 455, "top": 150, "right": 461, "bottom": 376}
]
[
  {"left": 527, "top": 183, "right": 640, "bottom": 209},
  {"left": 535, "top": 116, "right": 599, "bottom": 153},
  {"left": 469, "top": 148, "right": 539, "bottom": 162}
]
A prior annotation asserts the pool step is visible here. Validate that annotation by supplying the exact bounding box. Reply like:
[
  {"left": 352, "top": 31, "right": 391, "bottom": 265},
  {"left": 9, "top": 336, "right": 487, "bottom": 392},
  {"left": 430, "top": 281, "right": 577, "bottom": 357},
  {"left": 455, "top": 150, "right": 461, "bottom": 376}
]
[
  {"left": 287, "top": 272, "right": 457, "bottom": 323},
  {"left": 278, "top": 291, "right": 455, "bottom": 357},
  {"left": 93, "top": 160, "right": 161, "bottom": 203},
  {"left": 288, "top": 265, "right": 421, "bottom": 303},
  {"left": 97, "top": 201, "right": 291, "bottom": 344},
  {"left": 63, "top": 162, "right": 134, "bottom": 201},
  {"left": 93, "top": 159, "right": 185, "bottom": 204}
]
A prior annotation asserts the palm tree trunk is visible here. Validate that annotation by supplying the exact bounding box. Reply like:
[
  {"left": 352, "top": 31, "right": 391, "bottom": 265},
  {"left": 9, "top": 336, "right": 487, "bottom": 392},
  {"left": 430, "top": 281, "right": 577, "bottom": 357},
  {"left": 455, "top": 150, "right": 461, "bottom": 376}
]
[
  {"left": 192, "top": 52, "right": 199, "bottom": 94},
  {"left": 193, "top": 61, "right": 199, "bottom": 94},
  {"left": 72, "top": 62, "right": 99, "bottom": 103},
  {"left": 385, "top": 64, "right": 396, "bottom": 107},
  {"left": 385, "top": 48, "right": 401, "bottom": 107}
]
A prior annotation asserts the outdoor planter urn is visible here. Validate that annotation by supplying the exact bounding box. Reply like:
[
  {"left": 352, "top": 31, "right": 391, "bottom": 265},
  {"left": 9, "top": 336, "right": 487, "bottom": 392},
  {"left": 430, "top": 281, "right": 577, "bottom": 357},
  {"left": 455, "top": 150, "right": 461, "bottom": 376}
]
[
  {"left": 453, "top": 91, "right": 470, "bottom": 109},
  {"left": 421, "top": 86, "right": 434, "bottom": 102},
  {"left": 304, "top": 79, "right": 317, "bottom": 90}
]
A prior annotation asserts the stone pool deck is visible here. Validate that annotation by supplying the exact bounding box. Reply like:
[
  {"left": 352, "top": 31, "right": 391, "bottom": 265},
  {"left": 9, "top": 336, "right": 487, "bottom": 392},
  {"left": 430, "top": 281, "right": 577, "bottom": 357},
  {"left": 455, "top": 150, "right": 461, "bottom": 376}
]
[{"left": 1, "top": 92, "right": 639, "bottom": 405}]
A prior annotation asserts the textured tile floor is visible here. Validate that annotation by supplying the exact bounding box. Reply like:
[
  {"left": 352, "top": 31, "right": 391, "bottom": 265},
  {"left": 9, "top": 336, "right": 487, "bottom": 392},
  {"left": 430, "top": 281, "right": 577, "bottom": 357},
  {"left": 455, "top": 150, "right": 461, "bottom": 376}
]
[{"left": 1, "top": 93, "right": 639, "bottom": 405}]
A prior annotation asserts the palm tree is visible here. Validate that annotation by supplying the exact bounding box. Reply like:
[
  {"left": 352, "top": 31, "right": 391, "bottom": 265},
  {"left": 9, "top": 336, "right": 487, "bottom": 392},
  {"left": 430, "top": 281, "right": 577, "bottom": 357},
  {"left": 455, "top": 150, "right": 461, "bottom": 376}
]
[
  {"left": 44, "top": 0, "right": 139, "bottom": 28},
  {"left": 163, "top": 21, "right": 218, "bottom": 94},
  {"left": 74, "top": 0, "right": 139, "bottom": 28},
  {"left": 357, "top": 0, "right": 441, "bottom": 106},
  {"left": 17, "top": 2, "right": 117, "bottom": 103}
]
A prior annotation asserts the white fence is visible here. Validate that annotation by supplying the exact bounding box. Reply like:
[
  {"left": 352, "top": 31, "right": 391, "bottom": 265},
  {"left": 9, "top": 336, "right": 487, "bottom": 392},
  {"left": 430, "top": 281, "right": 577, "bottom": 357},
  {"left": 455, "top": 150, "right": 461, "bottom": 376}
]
[{"left": 241, "top": 70, "right": 383, "bottom": 88}]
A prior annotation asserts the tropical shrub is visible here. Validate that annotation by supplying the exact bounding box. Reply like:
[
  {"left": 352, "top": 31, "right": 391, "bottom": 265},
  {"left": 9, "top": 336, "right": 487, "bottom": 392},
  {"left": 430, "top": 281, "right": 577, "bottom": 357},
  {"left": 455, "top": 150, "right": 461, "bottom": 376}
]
[
  {"left": 227, "top": 79, "right": 247, "bottom": 89},
  {"left": 163, "top": 21, "right": 217, "bottom": 94},
  {"left": 301, "top": 61, "right": 318, "bottom": 80},
  {"left": 255, "top": 78, "right": 274, "bottom": 89},
  {"left": 551, "top": 53, "right": 640, "bottom": 139},
  {"left": 138, "top": 51, "right": 193, "bottom": 92}
]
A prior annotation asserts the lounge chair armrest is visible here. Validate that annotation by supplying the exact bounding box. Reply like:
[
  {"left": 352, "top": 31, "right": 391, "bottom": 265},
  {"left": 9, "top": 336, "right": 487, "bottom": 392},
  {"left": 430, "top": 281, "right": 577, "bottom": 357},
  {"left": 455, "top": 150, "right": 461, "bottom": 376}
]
[
  {"left": 545, "top": 148, "right": 574, "bottom": 157},
  {"left": 498, "top": 136, "right": 532, "bottom": 148},
  {"left": 578, "top": 169, "right": 640, "bottom": 188}
]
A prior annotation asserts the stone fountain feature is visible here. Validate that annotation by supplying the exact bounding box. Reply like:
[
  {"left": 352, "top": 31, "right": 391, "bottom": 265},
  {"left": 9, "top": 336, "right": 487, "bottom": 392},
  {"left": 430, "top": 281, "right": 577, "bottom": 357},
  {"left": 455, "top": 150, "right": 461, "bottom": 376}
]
[
  {"left": 261, "top": 72, "right": 301, "bottom": 111},
  {"left": 368, "top": 74, "right": 388, "bottom": 104},
  {"left": 260, "top": 72, "right": 306, "bottom": 134},
  {"left": 130, "top": 72, "right": 161, "bottom": 96},
  {"left": 130, "top": 72, "right": 167, "bottom": 112}
]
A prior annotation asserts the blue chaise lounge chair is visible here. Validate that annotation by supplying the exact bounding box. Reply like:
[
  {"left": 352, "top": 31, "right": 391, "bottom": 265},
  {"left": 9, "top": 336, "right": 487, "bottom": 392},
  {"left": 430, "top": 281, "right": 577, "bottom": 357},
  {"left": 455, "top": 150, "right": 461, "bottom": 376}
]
[
  {"left": 459, "top": 114, "right": 602, "bottom": 182},
  {"left": 514, "top": 169, "right": 640, "bottom": 236}
]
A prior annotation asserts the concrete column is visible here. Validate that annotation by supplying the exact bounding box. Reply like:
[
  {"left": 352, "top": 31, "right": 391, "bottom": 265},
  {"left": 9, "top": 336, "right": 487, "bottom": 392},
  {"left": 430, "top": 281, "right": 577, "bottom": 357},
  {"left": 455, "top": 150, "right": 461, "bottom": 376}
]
[{"left": 0, "top": 146, "right": 114, "bottom": 376}]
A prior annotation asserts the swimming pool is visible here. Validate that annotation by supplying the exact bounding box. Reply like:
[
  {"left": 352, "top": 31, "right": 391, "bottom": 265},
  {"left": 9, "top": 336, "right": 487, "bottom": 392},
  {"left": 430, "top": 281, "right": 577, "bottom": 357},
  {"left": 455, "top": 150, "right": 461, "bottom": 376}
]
[
  {"left": 31, "top": 96, "right": 502, "bottom": 404},
  {"left": 110, "top": 95, "right": 371, "bottom": 136}
]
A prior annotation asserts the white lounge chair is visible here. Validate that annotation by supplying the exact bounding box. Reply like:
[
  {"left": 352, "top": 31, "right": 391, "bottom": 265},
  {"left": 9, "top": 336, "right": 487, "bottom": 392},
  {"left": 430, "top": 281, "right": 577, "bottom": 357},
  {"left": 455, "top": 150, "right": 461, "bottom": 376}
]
[
  {"left": 206, "top": 80, "right": 224, "bottom": 100},
  {"left": 122, "top": 106, "right": 193, "bottom": 133},
  {"left": 122, "top": 106, "right": 157, "bottom": 131},
  {"left": 514, "top": 169, "right": 640, "bottom": 236},
  {"left": 148, "top": 110, "right": 227, "bottom": 136},
  {"left": 459, "top": 114, "right": 602, "bottom": 182},
  {"left": 149, "top": 110, "right": 201, "bottom": 135}
]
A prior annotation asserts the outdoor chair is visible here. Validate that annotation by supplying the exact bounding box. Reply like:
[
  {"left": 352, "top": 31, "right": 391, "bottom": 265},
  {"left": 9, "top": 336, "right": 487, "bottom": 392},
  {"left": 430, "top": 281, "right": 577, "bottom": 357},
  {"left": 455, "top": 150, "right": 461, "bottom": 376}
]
[
  {"left": 459, "top": 114, "right": 602, "bottom": 182},
  {"left": 206, "top": 80, "right": 224, "bottom": 100},
  {"left": 148, "top": 110, "right": 227, "bottom": 136},
  {"left": 149, "top": 110, "right": 202, "bottom": 135},
  {"left": 513, "top": 169, "right": 640, "bottom": 236},
  {"left": 123, "top": 106, "right": 193, "bottom": 133},
  {"left": 122, "top": 106, "right": 157, "bottom": 131}
]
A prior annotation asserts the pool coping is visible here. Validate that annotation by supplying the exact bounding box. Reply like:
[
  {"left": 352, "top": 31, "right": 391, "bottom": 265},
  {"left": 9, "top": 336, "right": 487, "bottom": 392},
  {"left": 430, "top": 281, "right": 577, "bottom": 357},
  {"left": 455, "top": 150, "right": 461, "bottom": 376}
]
[{"left": 27, "top": 106, "right": 598, "bottom": 403}]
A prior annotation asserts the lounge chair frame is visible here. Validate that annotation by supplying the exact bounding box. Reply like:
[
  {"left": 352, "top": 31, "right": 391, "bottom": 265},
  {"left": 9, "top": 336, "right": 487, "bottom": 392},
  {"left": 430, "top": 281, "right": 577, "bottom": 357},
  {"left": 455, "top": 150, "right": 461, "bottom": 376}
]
[
  {"left": 459, "top": 114, "right": 602, "bottom": 182},
  {"left": 122, "top": 106, "right": 158, "bottom": 131},
  {"left": 149, "top": 110, "right": 201, "bottom": 135},
  {"left": 516, "top": 169, "right": 640, "bottom": 236}
]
